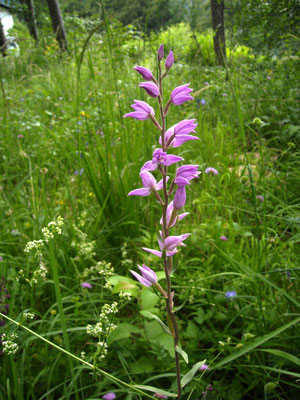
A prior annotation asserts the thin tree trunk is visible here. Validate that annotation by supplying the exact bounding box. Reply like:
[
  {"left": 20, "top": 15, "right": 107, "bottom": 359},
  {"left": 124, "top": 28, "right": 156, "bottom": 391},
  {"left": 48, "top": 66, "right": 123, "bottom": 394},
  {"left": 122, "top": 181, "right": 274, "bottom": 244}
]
[
  {"left": 0, "top": 20, "right": 7, "bottom": 57},
  {"left": 46, "top": 0, "right": 67, "bottom": 51},
  {"left": 210, "top": 0, "right": 226, "bottom": 66},
  {"left": 21, "top": 0, "right": 39, "bottom": 41}
]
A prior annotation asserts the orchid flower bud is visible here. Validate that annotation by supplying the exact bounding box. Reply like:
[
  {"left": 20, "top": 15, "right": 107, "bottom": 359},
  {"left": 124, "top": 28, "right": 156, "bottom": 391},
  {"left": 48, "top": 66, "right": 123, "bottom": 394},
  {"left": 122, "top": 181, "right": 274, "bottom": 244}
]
[
  {"left": 134, "top": 66, "right": 154, "bottom": 81},
  {"left": 130, "top": 265, "right": 158, "bottom": 287},
  {"left": 139, "top": 82, "right": 160, "bottom": 98},
  {"left": 157, "top": 44, "right": 164, "bottom": 61},
  {"left": 165, "top": 50, "right": 174, "bottom": 70}
]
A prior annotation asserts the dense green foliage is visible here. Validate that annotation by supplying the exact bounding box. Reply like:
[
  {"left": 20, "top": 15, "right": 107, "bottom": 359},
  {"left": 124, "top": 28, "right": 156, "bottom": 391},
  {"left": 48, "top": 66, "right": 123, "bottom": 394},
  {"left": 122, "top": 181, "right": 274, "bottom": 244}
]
[{"left": 0, "top": 10, "right": 300, "bottom": 400}]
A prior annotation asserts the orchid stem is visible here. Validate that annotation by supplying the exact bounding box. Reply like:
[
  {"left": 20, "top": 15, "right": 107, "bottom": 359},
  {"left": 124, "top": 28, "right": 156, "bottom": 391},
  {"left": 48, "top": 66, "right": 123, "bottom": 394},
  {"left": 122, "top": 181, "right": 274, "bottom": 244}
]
[{"left": 158, "top": 60, "right": 182, "bottom": 400}]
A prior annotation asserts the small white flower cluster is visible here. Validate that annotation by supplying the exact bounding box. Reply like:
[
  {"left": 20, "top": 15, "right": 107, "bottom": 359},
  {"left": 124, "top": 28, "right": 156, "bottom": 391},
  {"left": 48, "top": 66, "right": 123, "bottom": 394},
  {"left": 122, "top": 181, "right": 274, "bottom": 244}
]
[
  {"left": 96, "top": 261, "right": 114, "bottom": 278},
  {"left": 83, "top": 261, "right": 114, "bottom": 279},
  {"left": 24, "top": 240, "right": 44, "bottom": 256},
  {"left": 1, "top": 333, "right": 18, "bottom": 355},
  {"left": 86, "top": 322, "right": 103, "bottom": 337},
  {"left": 100, "top": 302, "right": 118, "bottom": 320},
  {"left": 104, "top": 281, "right": 113, "bottom": 291},
  {"left": 36, "top": 261, "right": 48, "bottom": 280},
  {"left": 86, "top": 302, "right": 119, "bottom": 362},
  {"left": 97, "top": 341, "right": 108, "bottom": 360},
  {"left": 86, "top": 302, "right": 118, "bottom": 338},
  {"left": 119, "top": 291, "right": 132, "bottom": 300},
  {"left": 24, "top": 216, "right": 64, "bottom": 255},
  {"left": 41, "top": 228, "right": 54, "bottom": 241},
  {"left": 23, "top": 312, "right": 35, "bottom": 320},
  {"left": 42, "top": 216, "right": 64, "bottom": 242}
]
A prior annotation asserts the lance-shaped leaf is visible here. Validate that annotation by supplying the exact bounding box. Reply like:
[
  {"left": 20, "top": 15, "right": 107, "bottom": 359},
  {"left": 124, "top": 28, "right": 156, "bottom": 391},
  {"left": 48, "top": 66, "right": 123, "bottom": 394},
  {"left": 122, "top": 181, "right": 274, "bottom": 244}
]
[
  {"left": 181, "top": 360, "right": 207, "bottom": 387},
  {"left": 134, "top": 385, "right": 177, "bottom": 398},
  {"left": 175, "top": 345, "right": 189, "bottom": 363},
  {"left": 140, "top": 310, "right": 172, "bottom": 336}
]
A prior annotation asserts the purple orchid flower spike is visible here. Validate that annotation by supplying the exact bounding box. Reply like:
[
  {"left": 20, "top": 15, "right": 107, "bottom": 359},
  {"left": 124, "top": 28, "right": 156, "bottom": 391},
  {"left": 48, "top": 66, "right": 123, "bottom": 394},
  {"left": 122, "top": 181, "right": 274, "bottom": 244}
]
[
  {"left": 160, "top": 201, "right": 189, "bottom": 228},
  {"left": 139, "top": 82, "right": 160, "bottom": 98},
  {"left": 141, "top": 148, "right": 183, "bottom": 172},
  {"left": 123, "top": 99, "right": 154, "bottom": 120},
  {"left": 128, "top": 171, "right": 168, "bottom": 197},
  {"left": 160, "top": 119, "right": 198, "bottom": 148},
  {"left": 143, "top": 233, "right": 191, "bottom": 258},
  {"left": 165, "top": 50, "right": 174, "bottom": 70},
  {"left": 134, "top": 65, "right": 154, "bottom": 81},
  {"left": 130, "top": 264, "right": 158, "bottom": 287},
  {"left": 171, "top": 83, "right": 193, "bottom": 105}
]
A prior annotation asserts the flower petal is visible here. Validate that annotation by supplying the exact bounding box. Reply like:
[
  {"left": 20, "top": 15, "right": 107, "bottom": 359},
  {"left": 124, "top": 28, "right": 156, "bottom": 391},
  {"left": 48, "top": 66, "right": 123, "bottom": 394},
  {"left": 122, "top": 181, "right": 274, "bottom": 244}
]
[
  {"left": 130, "top": 270, "right": 152, "bottom": 286},
  {"left": 142, "top": 247, "right": 162, "bottom": 258},
  {"left": 128, "top": 188, "right": 151, "bottom": 196}
]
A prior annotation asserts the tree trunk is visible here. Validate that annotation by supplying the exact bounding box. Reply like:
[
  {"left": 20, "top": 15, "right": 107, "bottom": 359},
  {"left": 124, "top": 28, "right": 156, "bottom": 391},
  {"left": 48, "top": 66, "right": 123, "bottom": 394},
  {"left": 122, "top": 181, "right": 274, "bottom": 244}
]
[
  {"left": 21, "top": 0, "right": 39, "bottom": 41},
  {"left": 46, "top": 0, "right": 67, "bottom": 51},
  {"left": 210, "top": 0, "right": 226, "bottom": 66},
  {"left": 0, "top": 20, "right": 7, "bottom": 57}
]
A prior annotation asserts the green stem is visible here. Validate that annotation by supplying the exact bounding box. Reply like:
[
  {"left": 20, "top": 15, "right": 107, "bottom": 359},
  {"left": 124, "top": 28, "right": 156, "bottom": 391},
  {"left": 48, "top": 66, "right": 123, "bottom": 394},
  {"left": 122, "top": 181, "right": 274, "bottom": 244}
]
[{"left": 0, "top": 312, "right": 157, "bottom": 399}]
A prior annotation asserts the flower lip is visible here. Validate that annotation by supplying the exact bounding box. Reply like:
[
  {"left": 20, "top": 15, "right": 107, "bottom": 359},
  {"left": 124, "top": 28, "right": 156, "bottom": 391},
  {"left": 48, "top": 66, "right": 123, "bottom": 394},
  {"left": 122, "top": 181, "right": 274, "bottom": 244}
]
[
  {"left": 140, "top": 149, "right": 183, "bottom": 172},
  {"left": 128, "top": 171, "right": 168, "bottom": 196}
]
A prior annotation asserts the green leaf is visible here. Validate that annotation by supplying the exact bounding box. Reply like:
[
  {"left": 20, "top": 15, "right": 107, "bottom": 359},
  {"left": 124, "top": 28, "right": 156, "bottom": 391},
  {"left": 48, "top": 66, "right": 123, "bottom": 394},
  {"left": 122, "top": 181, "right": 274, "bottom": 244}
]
[
  {"left": 109, "top": 323, "right": 141, "bottom": 343},
  {"left": 214, "top": 316, "right": 300, "bottom": 369},
  {"left": 259, "top": 349, "right": 300, "bottom": 367},
  {"left": 140, "top": 289, "right": 159, "bottom": 310},
  {"left": 180, "top": 360, "right": 206, "bottom": 388},
  {"left": 134, "top": 385, "right": 177, "bottom": 397},
  {"left": 109, "top": 275, "right": 138, "bottom": 296},
  {"left": 175, "top": 345, "right": 189, "bottom": 363},
  {"left": 140, "top": 310, "right": 171, "bottom": 336}
]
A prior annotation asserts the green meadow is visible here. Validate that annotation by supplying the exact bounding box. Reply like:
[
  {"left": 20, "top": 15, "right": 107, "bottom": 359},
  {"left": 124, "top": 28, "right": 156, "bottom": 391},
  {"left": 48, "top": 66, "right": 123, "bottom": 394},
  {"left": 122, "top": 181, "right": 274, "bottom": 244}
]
[{"left": 0, "top": 15, "right": 299, "bottom": 400}]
